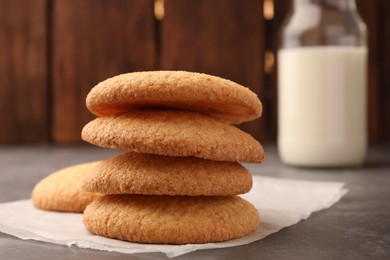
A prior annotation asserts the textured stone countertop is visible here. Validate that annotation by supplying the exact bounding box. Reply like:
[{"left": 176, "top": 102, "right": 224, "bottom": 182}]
[{"left": 0, "top": 144, "right": 389, "bottom": 259}]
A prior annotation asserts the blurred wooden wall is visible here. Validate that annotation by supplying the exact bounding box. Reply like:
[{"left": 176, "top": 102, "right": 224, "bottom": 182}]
[{"left": 0, "top": 0, "right": 389, "bottom": 143}]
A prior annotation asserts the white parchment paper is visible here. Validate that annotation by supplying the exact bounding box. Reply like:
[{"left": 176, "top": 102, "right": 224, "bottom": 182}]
[{"left": 0, "top": 176, "right": 347, "bottom": 258}]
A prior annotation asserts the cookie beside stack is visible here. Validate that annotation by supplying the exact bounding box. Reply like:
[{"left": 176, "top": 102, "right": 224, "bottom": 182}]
[
  {"left": 80, "top": 71, "right": 264, "bottom": 244},
  {"left": 31, "top": 162, "right": 103, "bottom": 213}
]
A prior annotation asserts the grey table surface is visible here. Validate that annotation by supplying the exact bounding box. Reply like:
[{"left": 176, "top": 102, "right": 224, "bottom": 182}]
[{"left": 0, "top": 144, "right": 389, "bottom": 260}]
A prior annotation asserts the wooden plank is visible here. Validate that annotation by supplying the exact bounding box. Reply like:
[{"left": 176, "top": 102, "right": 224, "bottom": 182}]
[
  {"left": 161, "top": 0, "right": 265, "bottom": 141},
  {"left": 0, "top": 0, "right": 48, "bottom": 142},
  {"left": 269, "top": 0, "right": 292, "bottom": 141},
  {"left": 52, "top": 0, "right": 156, "bottom": 142},
  {"left": 379, "top": 0, "right": 390, "bottom": 140},
  {"left": 356, "top": 0, "right": 381, "bottom": 142}
]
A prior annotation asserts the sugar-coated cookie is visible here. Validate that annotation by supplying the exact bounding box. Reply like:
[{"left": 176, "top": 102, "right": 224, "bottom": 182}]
[
  {"left": 31, "top": 162, "right": 102, "bottom": 212},
  {"left": 81, "top": 152, "right": 252, "bottom": 196},
  {"left": 81, "top": 110, "right": 264, "bottom": 162},
  {"left": 86, "top": 71, "right": 262, "bottom": 124},
  {"left": 83, "top": 194, "right": 260, "bottom": 244}
]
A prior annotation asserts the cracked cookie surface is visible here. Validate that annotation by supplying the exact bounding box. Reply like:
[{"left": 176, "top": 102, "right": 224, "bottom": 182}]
[
  {"left": 86, "top": 70, "right": 262, "bottom": 124},
  {"left": 81, "top": 152, "right": 252, "bottom": 196},
  {"left": 83, "top": 194, "right": 260, "bottom": 244},
  {"left": 81, "top": 110, "right": 264, "bottom": 162}
]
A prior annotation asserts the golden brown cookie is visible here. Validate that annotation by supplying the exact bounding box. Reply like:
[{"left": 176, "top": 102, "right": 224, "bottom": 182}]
[
  {"left": 81, "top": 152, "right": 252, "bottom": 196},
  {"left": 86, "top": 71, "right": 262, "bottom": 124},
  {"left": 31, "top": 162, "right": 103, "bottom": 213},
  {"left": 83, "top": 194, "right": 260, "bottom": 244},
  {"left": 81, "top": 110, "right": 264, "bottom": 162}
]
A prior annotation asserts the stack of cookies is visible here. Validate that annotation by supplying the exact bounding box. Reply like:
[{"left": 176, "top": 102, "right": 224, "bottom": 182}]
[{"left": 80, "top": 71, "right": 264, "bottom": 244}]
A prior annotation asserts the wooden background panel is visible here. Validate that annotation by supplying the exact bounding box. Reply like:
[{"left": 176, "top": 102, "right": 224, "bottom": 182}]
[
  {"left": 0, "top": 0, "right": 47, "bottom": 142},
  {"left": 356, "top": 0, "right": 381, "bottom": 142},
  {"left": 161, "top": 0, "right": 265, "bottom": 141},
  {"left": 52, "top": 0, "right": 156, "bottom": 142},
  {"left": 0, "top": 0, "right": 388, "bottom": 144},
  {"left": 265, "top": 0, "right": 292, "bottom": 141},
  {"left": 379, "top": 0, "right": 390, "bottom": 140}
]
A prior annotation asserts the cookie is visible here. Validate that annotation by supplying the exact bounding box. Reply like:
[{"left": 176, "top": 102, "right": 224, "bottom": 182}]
[
  {"left": 83, "top": 194, "right": 260, "bottom": 244},
  {"left": 81, "top": 110, "right": 264, "bottom": 162},
  {"left": 81, "top": 152, "right": 252, "bottom": 196},
  {"left": 86, "top": 71, "right": 262, "bottom": 124},
  {"left": 31, "top": 162, "right": 103, "bottom": 213}
]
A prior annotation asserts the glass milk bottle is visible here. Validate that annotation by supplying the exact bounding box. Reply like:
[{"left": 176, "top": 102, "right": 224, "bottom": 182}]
[{"left": 277, "top": 0, "right": 368, "bottom": 167}]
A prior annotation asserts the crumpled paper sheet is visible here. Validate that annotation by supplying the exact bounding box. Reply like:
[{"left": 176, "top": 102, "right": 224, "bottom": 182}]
[{"left": 0, "top": 176, "right": 347, "bottom": 258}]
